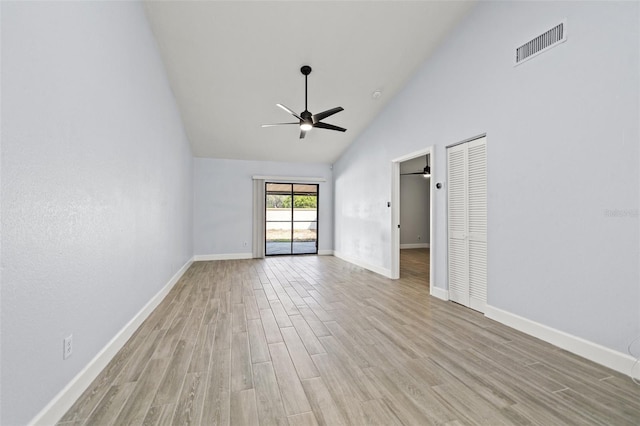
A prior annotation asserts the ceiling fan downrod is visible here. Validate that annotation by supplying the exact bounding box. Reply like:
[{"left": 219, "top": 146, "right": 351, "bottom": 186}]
[{"left": 301, "top": 65, "right": 311, "bottom": 113}]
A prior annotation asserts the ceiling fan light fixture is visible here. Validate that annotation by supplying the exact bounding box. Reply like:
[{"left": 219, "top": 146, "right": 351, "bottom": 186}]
[{"left": 262, "top": 65, "right": 346, "bottom": 139}]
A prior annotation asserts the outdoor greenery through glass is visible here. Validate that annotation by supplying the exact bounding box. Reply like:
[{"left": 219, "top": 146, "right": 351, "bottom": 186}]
[{"left": 266, "top": 194, "right": 317, "bottom": 209}]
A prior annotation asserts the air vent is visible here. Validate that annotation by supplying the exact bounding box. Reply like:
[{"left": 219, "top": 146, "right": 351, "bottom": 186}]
[{"left": 515, "top": 21, "right": 566, "bottom": 65}]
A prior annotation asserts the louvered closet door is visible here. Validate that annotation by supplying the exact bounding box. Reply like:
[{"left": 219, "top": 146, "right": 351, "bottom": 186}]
[
  {"left": 467, "top": 137, "right": 487, "bottom": 312},
  {"left": 447, "top": 143, "right": 469, "bottom": 306},
  {"left": 447, "top": 136, "right": 487, "bottom": 312}
]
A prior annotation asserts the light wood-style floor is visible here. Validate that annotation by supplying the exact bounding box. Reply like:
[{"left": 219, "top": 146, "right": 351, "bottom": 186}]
[
  {"left": 400, "top": 247, "right": 430, "bottom": 283},
  {"left": 59, "top": 250, "right": 640, "bottom": 425}
]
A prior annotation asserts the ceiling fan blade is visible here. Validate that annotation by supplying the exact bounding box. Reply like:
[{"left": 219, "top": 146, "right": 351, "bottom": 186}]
[
  {"left": 300, "top": 129, "right": 307, "bottom": 139},
  {"left": 262, "top": 123, "right": 299, "bottom": 127},
  {"left": 312, "top": 106, "right": 344, "bottom": 123},
  {"left": 277, "top": 104, "right": 303, "bottom": 120},
  {"left": 314, "top": 122, "right": 346, "bottom": 132}
]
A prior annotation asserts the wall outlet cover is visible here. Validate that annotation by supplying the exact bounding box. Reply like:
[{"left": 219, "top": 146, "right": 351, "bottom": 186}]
[{"left": 63, "top": 335, "right": 73, "bottom": 360}]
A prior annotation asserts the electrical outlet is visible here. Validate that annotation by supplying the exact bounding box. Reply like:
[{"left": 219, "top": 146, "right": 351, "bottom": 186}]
[{"left": 63, "top": 335, "right": 73, "bottom": 360}]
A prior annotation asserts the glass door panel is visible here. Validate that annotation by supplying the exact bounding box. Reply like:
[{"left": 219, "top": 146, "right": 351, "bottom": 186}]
[
  {"left": 266, "top": 182, "right": 318, "bottom": 256},
  {"left": 293, "top": 222, "right": 317, "bottom": 254},
  {"left": 266, "top": 221, "right": 292, "bottom": 255}
]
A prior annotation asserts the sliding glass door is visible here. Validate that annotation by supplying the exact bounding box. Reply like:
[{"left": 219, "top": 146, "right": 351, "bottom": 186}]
[{"left": 265, "top": 183, "right": 318, "bottom": 256}]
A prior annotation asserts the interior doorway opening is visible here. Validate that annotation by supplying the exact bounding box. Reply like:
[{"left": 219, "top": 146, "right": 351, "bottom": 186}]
[
  {"left": 265, "top": 182, "right": 318, "bottom": 256},
  {"left": 391, "top": 147, "right": 434, "bottom": 291},
  {"left": 399, "top": 155, "right": 431, "bottom": 284}
]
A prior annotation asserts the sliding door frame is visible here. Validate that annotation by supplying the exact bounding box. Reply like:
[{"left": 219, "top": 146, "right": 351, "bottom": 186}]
[{"left": 265, "top": 182, "right": 319, "bottom": 256}]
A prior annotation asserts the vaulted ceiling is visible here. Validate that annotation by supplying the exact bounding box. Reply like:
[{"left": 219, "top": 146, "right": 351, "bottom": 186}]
[{"left": 143, "top": 1, "right": 475, "bottom": 163}]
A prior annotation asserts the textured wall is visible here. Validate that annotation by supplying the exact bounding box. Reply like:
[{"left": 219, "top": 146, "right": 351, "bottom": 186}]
[
  {"left": 1, "top": 2, "right": 193, "bottom": 424},
  {"left": 194, "top": 158, "right": 333, "bottom": 256},
  {"left": 333, "top": 1, "right": 639, "bottom": 355},
  {"left": 400, "top": 175, "right": 430, "bottom": 245}
]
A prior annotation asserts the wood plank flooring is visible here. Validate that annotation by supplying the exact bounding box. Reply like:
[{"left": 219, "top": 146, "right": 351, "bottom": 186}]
[
  {"left": 400, "top": 247, "right": 430, "bottom": 283},
  {"left": 59, "top": 250, "right": 640, "bottom": 425}
]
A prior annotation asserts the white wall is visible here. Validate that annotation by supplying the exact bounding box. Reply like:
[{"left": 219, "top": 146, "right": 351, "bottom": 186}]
[
  {"left": 194, "top": 158, "right": 333, "bottom": 256},
  {"left": 1, "top": 2, "right": 193, "bottom": 424},
  {"left": 400, "top": 175, "right": 430, "bottom": 246},
  {"left": 334, "top": 1, "right": 639, "bottom": 357}
]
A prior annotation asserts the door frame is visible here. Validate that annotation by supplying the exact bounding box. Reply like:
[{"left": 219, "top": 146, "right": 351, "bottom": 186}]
[
  {"left": 391, "top": 146, "right": 435, "bottom": 290},
  {"left": 264, "top": 182, "right": 319, "bottom": 256}
]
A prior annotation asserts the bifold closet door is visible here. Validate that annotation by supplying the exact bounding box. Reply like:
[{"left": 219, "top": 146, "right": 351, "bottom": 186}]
[{"left": 447, "top": 136, "right": 487, "bottom": 312}]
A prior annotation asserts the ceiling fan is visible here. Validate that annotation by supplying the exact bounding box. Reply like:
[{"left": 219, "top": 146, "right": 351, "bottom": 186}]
[
  {"left": 401, "top": 155, "right": 431, "bottom": 177},
  {"left": 262, "top": 65, "right": 346, "bottom": 139}
]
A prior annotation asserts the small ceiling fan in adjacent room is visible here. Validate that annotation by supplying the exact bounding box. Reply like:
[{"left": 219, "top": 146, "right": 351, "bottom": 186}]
[
  {"left": 401, "top": 155, "right": 431, "bottom": 177},
  {"left": 262, "top": 65, "right": 346, "bottom": 139}
]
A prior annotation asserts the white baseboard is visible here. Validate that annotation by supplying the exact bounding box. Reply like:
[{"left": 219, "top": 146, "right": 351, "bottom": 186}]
[
  {"left": 333, "top": 251, "right": 392, "bottom": 278},
  {"left": 430, "top": 286, "right": 449, "bottom": 301},
  {"left": 29, "top": 258, "right": 194, "bottom": 426},
  {"left": 318, "top": 250, "right": 334, "bottom": 256},
  {"left": 194, "top": 252, "right": 253, "bottom": 261},
  {"left": 485, "top": 305, "right": 640, "bottom": 380},
  {"left": 400, "top": 243, "right": 430, "bottom": 249}
]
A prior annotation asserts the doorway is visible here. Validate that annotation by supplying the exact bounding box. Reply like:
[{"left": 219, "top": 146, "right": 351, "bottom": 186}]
[
  {"left": 399, "top": 156, "right": 431, "bottom": 284},
  {"left": 391, "top": 147, "right": 434, "bottom": 290},
  {"left": 265, "top": 182, "right": 318, "bottom": 256}
]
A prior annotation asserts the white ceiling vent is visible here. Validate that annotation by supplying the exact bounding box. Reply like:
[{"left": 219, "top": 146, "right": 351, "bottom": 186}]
[{"left": 515, "top": 21, "right": 566, "bottom": 66}]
